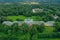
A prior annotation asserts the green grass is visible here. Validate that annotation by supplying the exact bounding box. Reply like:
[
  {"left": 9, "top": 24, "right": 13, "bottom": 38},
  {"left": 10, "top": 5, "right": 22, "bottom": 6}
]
[
  {"left": 6, "top": 15, "right": 26, "bottom": 21},
  {"left": 6, "top": 16, "right": 41, "bottom": 21},
  {"left": 43, "top": 27, "right": 55, "bottom": 34},
  {"left": 31, "top": 16, "right": 42, "bottom": 21}
]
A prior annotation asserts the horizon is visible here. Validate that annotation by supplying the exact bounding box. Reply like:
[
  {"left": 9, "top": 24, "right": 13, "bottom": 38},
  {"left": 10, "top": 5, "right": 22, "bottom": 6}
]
[{"left": 0, "top": 0, "right": 60, "bottom": 3}]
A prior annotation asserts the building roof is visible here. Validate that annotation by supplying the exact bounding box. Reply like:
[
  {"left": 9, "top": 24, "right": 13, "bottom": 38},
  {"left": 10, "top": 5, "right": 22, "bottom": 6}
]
[
  {"left": 44, "top": 21, "right": 55, "bottom": 26},
  {"left": 32, "top": 8, "right": 43, "bottom": 13},
  {"left": 2, "top": 21, "right": 13, "bottom": 26},
  {"left": 2, "top": 21, "right": 55, "bottom": 26}
]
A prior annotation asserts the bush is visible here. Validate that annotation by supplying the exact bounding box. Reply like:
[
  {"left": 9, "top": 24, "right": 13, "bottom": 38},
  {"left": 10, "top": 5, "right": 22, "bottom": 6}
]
[{"left": 38, "top": 32, "right": 60, "bottom": 38}]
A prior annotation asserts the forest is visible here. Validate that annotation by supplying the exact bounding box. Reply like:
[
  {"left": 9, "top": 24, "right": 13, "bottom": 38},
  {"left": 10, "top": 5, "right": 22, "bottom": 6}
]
[{"left": 0, "top": 3, "right": 60, "bottom": 40}]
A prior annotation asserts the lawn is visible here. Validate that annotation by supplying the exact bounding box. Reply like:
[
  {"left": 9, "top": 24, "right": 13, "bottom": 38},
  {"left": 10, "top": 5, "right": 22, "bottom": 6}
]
[
  {"left": 6, "top": 16, "right": 42, "bottom": 21},
  {"left": 6, "top": 15, "right": 27, "bottom": 21},
  {"left": 43, "top": 26, "right": 55, "bottom": 34}
]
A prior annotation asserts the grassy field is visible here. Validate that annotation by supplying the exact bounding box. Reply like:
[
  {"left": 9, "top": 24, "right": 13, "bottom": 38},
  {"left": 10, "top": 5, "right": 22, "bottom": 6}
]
[
  {"left": 43, "top": 26, "right": 55, "bottom": 34},
  {"left": 6, "top": 16, "right": 42, "bottom": 21},
  {"left": 6, "top": 15, "right": 26, "bottom": 21}
]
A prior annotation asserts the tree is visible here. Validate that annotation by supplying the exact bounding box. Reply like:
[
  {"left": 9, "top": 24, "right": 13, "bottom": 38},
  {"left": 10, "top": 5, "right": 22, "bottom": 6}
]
[
  {"left": 29, "top": 24, "right": 45, "bottom": 40},
  {"left": 54, "top": 21, "right": 60, "bottom": 32},
  {"left": 19, "top": 23, "right": 29, "bottom": 34}
]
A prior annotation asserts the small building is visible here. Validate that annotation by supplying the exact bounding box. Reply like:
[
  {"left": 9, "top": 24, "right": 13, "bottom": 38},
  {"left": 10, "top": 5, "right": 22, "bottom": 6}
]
[{"left": 32, "top": 8, "right": 43, "bottom": 13}]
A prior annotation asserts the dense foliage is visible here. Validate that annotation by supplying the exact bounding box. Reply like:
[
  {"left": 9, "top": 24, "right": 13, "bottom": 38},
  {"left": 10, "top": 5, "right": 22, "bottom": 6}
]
[
  {"left": 0, "top": 22, "right": 60, "bottom": 40},
  {"left": 0, "top": 3, "right": 60, "bottom": 40},
  {"left": 0, "top": 23, "right": 60, "bottom": 40},
  {"left": 0, "top": 3, "right": 60, "bottom": 23}
]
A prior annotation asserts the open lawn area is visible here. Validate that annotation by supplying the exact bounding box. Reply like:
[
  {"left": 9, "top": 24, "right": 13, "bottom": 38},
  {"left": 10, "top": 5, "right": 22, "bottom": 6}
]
[
  {"left": 6, "top": 16, "right": 42, "bottom": 21},
  {"left": 6, "top": 15, "right": 26, "bottom": 21}
]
